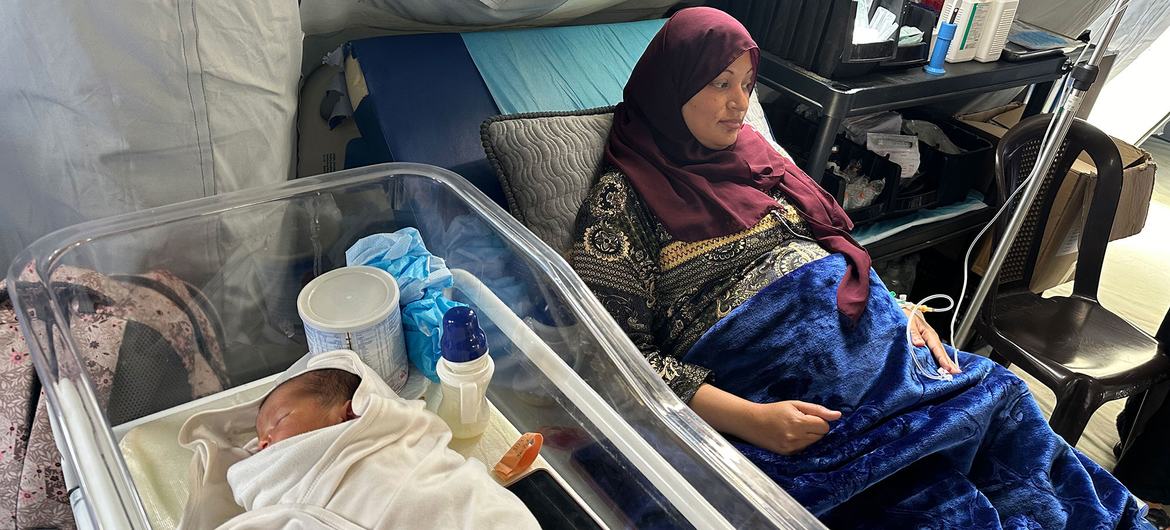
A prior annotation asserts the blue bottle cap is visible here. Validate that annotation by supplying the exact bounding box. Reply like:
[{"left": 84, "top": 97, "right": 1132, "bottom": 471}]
[
  {"left": 937, "top": 21, "right": 957, "bottom": 40},
  {"left": 441, "top": 306, "right": 488, "bottom": 363}
]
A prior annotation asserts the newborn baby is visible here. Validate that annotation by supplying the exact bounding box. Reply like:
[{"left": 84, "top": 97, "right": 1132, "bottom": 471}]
[
  {"left": 253, "top": 368, "right": 360, "bottom": 451},
  {"left": 178, "top": 349, "right": 539, "bottom": 530}
]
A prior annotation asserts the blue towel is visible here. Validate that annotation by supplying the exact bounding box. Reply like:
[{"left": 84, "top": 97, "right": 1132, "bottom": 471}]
[
  {"left": 461, "top": 19, "right": 665, "bottom": 114},
  {"left": 682, "top": 254, "right": 1152, "bottom": 529}
]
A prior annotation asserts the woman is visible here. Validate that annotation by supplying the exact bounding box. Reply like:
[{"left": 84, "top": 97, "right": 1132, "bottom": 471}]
[
  {"left": 572, "top": 6, "right": 954, "bottom": 456},
  {"left": 572, "top": 7, "right": 1150, "bottom": 529}
]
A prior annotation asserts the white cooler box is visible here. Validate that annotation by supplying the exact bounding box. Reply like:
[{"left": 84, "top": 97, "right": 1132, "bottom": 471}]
[{"left": 7, "top": 163, "right": 823, "bottom": 530}]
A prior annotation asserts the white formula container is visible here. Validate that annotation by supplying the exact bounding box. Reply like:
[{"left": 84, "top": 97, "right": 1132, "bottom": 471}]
[{"left": 297, "top": 265, "right": 408, "bottom": 392}]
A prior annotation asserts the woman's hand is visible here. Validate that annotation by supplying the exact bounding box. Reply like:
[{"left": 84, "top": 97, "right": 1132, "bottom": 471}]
[
  {"left": 742, "top": 400, "right": 842, "bottom": 455},
  {"left": 691, "top": 384, "right": 841, "bottom": 455},
  {"left": 903, "top": 307, "right": 961, "bottom": 374}
]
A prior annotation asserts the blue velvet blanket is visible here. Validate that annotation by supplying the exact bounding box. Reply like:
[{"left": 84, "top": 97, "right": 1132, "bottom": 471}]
[{"left": 682, "top": 254, "right": 1152, "bottom": 529}]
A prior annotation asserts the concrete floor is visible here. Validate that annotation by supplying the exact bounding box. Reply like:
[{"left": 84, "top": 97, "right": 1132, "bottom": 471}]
[{"left": 1011, "top": 137, "right": 1170, "bottom": 469}]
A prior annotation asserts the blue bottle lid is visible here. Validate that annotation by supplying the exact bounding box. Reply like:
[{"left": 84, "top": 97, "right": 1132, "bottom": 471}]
[{"left": 441, "top": 306, "right": 488, "bottom": 363}]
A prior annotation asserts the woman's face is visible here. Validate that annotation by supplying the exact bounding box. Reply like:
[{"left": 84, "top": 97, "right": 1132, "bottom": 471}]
[{"left": 681, "top": 52, "right": 754, "bottom": 150}]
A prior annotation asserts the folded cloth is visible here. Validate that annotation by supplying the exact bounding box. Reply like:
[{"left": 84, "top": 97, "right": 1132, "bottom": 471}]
[
  {"left": 177, "top": 350, "right": 538, "bottom": 530},
  {"left": 682, "top": 254, "right": 1153, "bottom": 529},
  {"left": 347, "top": 229, "right": 467, "bottom": 380}
]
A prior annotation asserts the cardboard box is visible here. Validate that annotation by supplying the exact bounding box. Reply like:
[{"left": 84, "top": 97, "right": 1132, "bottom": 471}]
[{"left": 959, "top": 104, "right": 1158, "bottom": 293}]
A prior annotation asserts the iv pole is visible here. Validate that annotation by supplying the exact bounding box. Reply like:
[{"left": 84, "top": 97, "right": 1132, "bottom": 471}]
[{"left": 954, "top": 0, "right": 1131, "bottom": 347}]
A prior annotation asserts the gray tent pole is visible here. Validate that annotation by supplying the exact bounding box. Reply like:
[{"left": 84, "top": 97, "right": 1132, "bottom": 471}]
[{"left": 954, "top": 0, "right": 1131, "bottom": 347}]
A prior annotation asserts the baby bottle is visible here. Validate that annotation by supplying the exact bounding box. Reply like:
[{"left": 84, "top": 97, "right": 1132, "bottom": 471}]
[{"left": 436, "top": 306, "right": 494, "bottom": 439}]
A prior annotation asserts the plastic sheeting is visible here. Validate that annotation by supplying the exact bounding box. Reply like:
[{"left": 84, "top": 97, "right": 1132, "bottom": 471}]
[{"left": 0, "top": 0, "right": 302, "bottom": 272}]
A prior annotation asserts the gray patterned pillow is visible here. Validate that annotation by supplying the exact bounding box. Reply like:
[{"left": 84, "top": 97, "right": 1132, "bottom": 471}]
[{"left": 481, "top": 95, "right": 784, "bottom": 256}]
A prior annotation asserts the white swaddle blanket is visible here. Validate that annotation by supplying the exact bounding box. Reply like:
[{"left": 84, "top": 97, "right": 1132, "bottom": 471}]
[{"left": 176, "top": 349, "right": 539, "bottom": 530}]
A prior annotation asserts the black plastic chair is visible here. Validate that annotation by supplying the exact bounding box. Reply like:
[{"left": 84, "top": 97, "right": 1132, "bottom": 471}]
[
  {"left": 1113, "top": 308, "right": 1170, "bottom": 463},
  {"left": 974, "top": 114, "right": 1170, "bottom": 446}
]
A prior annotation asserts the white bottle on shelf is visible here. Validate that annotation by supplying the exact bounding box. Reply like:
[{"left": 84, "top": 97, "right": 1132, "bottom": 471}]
[
  {"left": 435, "top": 306, "right": 494, "bottom": 439},
  {"left": 940, "top": 0, "right": 993, "bottom": 63},
  {"left": 975, "top": 0, "right": 1019, "bottom": 62}
]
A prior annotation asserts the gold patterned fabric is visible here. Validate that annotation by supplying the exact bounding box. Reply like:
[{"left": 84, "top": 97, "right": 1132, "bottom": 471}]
[{"left": 570, "top": 168, "right": 828, "bottom": 402}]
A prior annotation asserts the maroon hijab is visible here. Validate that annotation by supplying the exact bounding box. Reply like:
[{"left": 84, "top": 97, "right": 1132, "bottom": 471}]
[{"left": 606, "top": 7, "right": 872, "bottom": 322}]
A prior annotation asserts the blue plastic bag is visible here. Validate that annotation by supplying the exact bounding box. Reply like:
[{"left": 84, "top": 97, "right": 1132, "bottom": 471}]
[{"left": 346, "top": 229, "right": 466, "bottom": 381}]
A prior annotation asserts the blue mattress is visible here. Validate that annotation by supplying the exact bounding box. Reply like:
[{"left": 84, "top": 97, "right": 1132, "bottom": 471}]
[{"left": 344, "top": 33, "right": 504, "bottom": 204}]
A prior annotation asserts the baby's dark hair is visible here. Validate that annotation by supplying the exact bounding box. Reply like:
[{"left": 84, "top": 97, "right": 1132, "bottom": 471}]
[{"left": 272, "top": 369, "right": 361, "bottom": 408}]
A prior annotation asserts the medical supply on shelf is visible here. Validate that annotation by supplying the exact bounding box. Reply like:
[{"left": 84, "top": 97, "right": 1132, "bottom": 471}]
[
  {"left": 898, "top": 25, "right": 925, "bottom": 45},
  {"left": 297, "top": 266, "right": 409, "bottom": 391},
  {"left": 843, "top": 110, "right": 904, "bottom": 145},
  {"left": 867, "top": 132, "right": 921, "bottom": 180},
  {"left": 437, "top": 306, "right": 495, "bottom": 438},
  {"left": 829, "top": 159, "right": 887, "bottom": 210},
  {"left": 854, "top": 0, "right": 901, "bottom": 44},
  {"left": 903, "top": 120, "right": 964, "bottom": 155},
  {"left": 924, "top": 14, "right": 957, "bottom": 75},
  {"left": 975, "top": 0, "right": 1018, "bottom": 62},
  {"left": 941, "top": 0, "right": 992, "bottom": 63}
]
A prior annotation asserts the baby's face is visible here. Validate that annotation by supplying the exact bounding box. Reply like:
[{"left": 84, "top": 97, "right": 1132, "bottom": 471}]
[{"left": 255, "top": 382, "right": 349, "bottom": 451}]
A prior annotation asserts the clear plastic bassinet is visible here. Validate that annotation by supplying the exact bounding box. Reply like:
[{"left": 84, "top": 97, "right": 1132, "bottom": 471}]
[{"left": 6, "top": 163, "right": 825, "bottom": 530}]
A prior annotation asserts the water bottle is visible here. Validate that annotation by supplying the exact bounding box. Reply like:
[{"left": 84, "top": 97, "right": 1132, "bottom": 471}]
[{"left": 436, "top": 307, "right": 494, "bottom": 438}]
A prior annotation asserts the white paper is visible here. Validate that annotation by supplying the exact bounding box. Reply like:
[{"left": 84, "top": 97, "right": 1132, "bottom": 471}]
[
  {"left": 1056, "top": 222, "right": 1083, "bottom": 256},
  {"left": 854, "top": 3, "right": 900, "bottom": 43},
  {"left": 871, "top": 7, "right": 899, "bottom": 40}
]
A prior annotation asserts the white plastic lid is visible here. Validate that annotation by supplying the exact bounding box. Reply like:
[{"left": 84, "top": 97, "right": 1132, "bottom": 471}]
[{"left": 296, "top": 266, "right": 400, "bottom": 332}]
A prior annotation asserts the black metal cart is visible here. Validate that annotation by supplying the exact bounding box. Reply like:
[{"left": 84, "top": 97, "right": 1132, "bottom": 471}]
[{"left": 756, "top": 51, "right": 1072, "bottom": 260}]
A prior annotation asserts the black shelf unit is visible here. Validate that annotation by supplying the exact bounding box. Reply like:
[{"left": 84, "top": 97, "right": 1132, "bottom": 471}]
[
  {"left": 756, "top": 51, "right": 1073, "bottom": 258},
  {"left": 757, "top": 50, "right": 1072, "bottom": 181}
]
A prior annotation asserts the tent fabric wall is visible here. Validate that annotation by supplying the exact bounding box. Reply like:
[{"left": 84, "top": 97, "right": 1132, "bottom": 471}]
[
  {"left": 1089, "top": 24, "right": 1170, "bottom": 144},
  {"left": 1016, "top": 0, "right": 1115, "bottom": 37},
  {"left": 0, "top": 0, "right": 302, "bottom": 272},
  {"left": 1015, "top": 0, "right": 1170, "bottom": 81},
  {"left": 1089, "top": 0, "right": 1170, "bottom": 78},
  {"left": 300, "top": 0, "right": 674, "bottom": 35}
]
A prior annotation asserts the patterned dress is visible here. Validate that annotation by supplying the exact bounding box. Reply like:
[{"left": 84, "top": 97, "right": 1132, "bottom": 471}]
[{"left": 571, "top": 167, "right": 829, "bottom": 402}]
